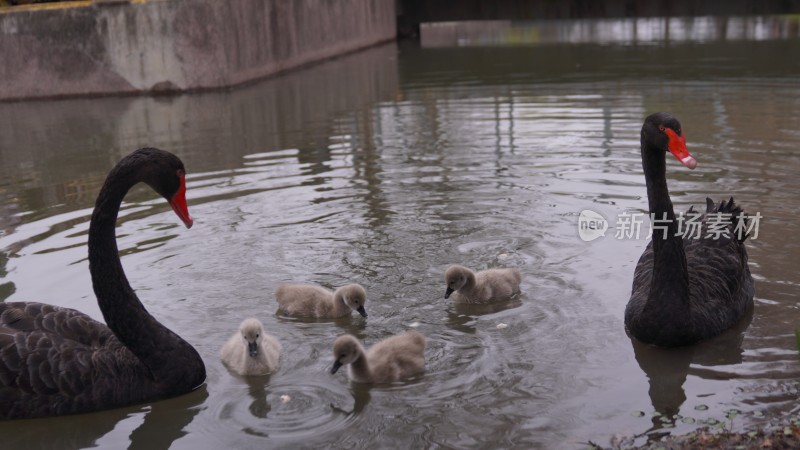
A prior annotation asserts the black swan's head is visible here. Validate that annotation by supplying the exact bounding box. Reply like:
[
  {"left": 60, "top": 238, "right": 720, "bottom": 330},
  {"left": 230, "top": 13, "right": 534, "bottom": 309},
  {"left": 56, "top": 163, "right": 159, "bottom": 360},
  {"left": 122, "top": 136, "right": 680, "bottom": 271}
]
[
  {"left": 641, "top": 112, "right": 697, "bottom": 170},
  {"left": 131, "top": 147, "right": 193, "bottom": 228}
]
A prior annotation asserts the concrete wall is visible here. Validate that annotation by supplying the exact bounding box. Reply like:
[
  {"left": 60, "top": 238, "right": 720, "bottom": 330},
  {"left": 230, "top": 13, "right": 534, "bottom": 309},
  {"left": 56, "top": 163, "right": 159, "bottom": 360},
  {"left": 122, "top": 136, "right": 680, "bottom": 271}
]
[{"left": 0, "top": 0, "right": 396, "bottom": 101}]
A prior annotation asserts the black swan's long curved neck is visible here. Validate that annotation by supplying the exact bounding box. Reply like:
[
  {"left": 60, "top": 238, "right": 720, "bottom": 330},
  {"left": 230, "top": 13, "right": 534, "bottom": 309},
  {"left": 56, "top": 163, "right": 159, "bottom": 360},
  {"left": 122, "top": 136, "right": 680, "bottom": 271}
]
[
  {"left": 641, "top": 141, "right": 690, "bottom": 310},
  {"left": 88, "top": 160, "right": 200, "bottom": 384}
]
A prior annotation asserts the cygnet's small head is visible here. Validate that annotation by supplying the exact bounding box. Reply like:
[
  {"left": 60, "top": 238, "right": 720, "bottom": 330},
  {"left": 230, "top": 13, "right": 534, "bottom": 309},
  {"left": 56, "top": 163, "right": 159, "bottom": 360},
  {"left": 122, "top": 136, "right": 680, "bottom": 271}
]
[
  {"left": 339, "top": 284, "right": 368, "bottom": 318},
  {"left": 330, "top": 335, "right": 361, "bottom": 374},
  {"left": 239, "top": 318, "right": 264, "bottom": 358},
  {"left": 444, "top": 265, "right": 470, "bottom": 299}
]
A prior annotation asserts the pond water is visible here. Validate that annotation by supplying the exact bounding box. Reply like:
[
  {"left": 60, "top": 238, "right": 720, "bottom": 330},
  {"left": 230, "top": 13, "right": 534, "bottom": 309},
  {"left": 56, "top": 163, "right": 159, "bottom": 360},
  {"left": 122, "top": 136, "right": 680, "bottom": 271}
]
[{"left": 1, "top": 16, "right": 800, "bottom": 449}]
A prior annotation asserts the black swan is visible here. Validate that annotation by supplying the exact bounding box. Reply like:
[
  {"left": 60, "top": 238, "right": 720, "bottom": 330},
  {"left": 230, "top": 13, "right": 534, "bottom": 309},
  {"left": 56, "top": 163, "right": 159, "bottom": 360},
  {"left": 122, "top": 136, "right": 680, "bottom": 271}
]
[
  {"left": 624, "top": 112, "right": 754, "bottom": 347},
  {"left": 0, "top": 148, "right": 206, "bottom": 419}
]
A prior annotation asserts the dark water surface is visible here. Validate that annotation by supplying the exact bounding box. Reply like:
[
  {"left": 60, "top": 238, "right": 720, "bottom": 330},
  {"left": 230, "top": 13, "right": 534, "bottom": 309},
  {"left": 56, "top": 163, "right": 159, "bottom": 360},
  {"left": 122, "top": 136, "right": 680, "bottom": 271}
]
[{"left": 1, "top": 17, "right": 800, "bottom": 449}]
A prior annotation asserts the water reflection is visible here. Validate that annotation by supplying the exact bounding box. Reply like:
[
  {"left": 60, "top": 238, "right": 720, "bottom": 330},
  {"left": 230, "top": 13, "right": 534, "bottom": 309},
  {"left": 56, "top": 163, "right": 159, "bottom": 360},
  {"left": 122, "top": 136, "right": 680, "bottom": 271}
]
[
  {"left": 0, "top": 387, "right": 208, "bottom": 450},
  {"left": 0, "top": 409, "right": 130, "bottom": 450},
  {"left": 628, "top": 305, "right": 753, "bottom": 446},
  {"left": 127, "top": 388, "right": 209, "bottom": 450},
  {"left": 0, "top": 251, "right": 13, "bottom": 301},
  {"left": 243, "top": 376, "right": 273, "bottom": 419},
  {"left": 446, "top": 298, "right": 524, "bottom": 334},
  {"left": 276, "top": 310, "right": 369, "bottom": 337},
  {"left": 422, "top": 16, "right": 800, "bottom": 47},
  {"left": 331, "top": 383, "right": 372, "bottom": 416}
]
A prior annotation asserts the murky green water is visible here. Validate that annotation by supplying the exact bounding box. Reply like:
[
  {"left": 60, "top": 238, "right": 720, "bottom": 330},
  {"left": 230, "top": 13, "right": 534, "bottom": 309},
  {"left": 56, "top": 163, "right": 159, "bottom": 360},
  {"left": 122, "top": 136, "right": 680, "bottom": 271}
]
[{"left": 1, "top": 17, "right": 800, "bottom": 449}]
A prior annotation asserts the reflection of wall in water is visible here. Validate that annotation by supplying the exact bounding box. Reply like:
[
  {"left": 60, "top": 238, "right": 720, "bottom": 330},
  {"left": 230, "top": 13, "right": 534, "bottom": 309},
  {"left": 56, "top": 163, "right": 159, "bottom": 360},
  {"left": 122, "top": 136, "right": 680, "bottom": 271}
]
[
  {"left": 421, "top": 16, "right": 800, "bottom": 47},
  {"left": 0, "top": 43, "right": 399, "bottom": 217}
]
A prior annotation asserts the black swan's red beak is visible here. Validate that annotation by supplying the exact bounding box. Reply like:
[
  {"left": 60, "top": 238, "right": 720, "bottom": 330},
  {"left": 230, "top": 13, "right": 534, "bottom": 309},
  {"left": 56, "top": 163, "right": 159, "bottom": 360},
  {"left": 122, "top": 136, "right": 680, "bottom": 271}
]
[
  {"left": 665, "top": 128, "right": 697, "bottom": 170},
  {"left": 169, "top": 173, "right": 193, "bottom": 228}
]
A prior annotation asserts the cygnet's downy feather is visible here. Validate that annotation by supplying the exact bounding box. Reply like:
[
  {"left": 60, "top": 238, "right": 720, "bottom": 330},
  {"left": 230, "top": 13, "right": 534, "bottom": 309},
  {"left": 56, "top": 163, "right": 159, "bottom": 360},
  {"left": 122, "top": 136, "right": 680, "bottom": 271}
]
[
  {"left": 444, "top": 265, "right": 521, "bottom": 303},
  {"left": 220, "top": 318, "right": 281, "bottom": 376},
  {"left": 275, "top": 283, "right": 368, "bottom": 318},
  {"left": 331, "top": 332, "right": 426, "bottom": 383}
]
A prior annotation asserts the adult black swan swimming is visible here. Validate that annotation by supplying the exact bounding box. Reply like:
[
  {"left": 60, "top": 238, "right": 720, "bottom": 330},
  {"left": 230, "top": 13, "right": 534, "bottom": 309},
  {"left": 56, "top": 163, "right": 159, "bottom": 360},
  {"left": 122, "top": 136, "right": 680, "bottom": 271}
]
[
  {"left": 624, "top": 112, "right": 754, "bottom": 347},
  {"left": 0, "top": 148, "right": 206, "bottom": 419}
]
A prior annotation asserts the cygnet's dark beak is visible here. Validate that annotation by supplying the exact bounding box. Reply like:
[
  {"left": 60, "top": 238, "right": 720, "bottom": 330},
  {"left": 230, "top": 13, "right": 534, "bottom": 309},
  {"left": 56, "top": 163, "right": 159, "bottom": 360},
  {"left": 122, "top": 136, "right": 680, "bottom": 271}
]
[
  {"left": 357, "top": 306, "right": 368, "bottom": 318},
  {"left": 248, "top": 341, "right": 258, "bottom": 358},
  {"left": 445, "top": 287, "right": 454, "bottom": 299},
  {"left": 331, "top": 360, "right": 343, "bottom": 374}
]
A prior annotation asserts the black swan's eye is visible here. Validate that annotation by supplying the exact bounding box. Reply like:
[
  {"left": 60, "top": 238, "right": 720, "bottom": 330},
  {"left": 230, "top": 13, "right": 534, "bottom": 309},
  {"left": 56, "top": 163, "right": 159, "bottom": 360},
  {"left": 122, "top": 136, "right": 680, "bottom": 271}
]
[
  {"left": 177, "top": 169, "right": 185, "bottom": 178},
  {"left": 658, "top": 125, "right": 666, "bottom": 132}
]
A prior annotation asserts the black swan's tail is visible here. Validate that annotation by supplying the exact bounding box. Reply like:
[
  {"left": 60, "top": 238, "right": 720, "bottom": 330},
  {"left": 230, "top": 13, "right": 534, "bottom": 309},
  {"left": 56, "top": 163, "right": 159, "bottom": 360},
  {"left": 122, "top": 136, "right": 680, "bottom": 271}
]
[{"left": 705, "top": 196, "right": 750, "bottom": 242}]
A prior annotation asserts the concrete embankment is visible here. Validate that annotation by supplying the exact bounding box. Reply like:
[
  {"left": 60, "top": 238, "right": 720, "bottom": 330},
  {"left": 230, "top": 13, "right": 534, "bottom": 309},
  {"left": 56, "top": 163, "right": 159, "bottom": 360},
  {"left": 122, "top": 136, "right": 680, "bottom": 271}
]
[{"left": 0, "top": 0, "right": 396, "bottom": 101}]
